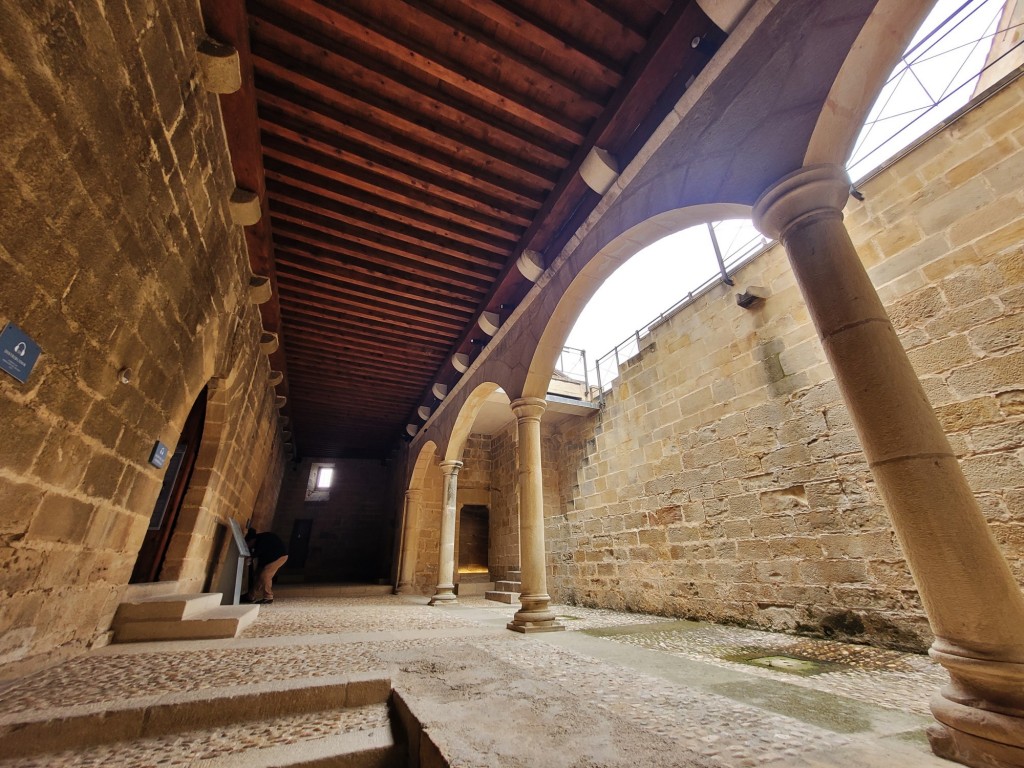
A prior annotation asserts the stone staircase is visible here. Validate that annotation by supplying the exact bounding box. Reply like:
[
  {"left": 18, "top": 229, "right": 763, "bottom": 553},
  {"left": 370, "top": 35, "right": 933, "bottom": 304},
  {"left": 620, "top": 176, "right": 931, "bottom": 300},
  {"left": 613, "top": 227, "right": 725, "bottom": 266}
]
[
  {"left": 484, "top": 569, "right": 521, "bottom": 604},
  {"left": 0, "top": 673, "right": 408, "bottom": 767},
  {"left": 111, "top": 589, "right": 259, "bottom": 643},
  {"left": 454, "top": 572, "right": 494, "bottom": 597}
]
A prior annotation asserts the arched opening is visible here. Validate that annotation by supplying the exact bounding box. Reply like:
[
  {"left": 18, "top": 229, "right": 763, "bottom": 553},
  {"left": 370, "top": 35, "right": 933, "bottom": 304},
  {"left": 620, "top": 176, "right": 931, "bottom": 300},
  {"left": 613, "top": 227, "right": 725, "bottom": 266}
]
[
  {"left": 130, "top": 386, "right": 208, "bottom": 584},
  {"left": 444, "top": 383, "right": 510, "bottom": 595},
  {"left": 395, "top": 441, "right": 441, "bottom": 595}
]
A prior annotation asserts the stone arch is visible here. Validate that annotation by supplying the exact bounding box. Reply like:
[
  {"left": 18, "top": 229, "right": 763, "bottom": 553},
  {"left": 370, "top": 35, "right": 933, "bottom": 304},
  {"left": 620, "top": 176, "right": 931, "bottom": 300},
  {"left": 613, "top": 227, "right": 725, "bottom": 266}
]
[
  {"left": 522, "top": 204, "right": 750, "bottom": 398},
  {"left": 409, "top": 439, "right": 439, "bottom": 491},
  {"left": 445, "top": 381, "right": 503, "bottom": 462},
  {"left": 157, "top": 375, "right": 232, "bottom": 588},
  {"left": 805, "top": 0, "right": 935, "bottom": 166}
]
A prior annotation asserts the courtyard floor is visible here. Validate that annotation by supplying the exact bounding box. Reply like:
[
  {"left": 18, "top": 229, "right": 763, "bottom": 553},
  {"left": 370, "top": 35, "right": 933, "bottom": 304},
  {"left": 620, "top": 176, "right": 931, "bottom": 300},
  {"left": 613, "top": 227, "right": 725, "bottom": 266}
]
[{"left": 0, "top": 591, "right": 956, "bottom": 767}]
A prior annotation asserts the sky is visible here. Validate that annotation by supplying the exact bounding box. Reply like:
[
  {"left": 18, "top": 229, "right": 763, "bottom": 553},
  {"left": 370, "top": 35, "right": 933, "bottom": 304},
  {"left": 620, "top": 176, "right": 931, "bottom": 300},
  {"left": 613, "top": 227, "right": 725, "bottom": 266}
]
[{"left": 562, "top": 0, "right": 1007, "bottom": 384}]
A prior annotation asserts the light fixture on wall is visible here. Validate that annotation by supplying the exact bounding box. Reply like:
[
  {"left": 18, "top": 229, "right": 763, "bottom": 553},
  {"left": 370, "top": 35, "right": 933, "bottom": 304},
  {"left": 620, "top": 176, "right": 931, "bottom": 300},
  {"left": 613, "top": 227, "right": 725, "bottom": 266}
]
[{"left": 736, "top": 286, "right": 769, "bottom": 309}]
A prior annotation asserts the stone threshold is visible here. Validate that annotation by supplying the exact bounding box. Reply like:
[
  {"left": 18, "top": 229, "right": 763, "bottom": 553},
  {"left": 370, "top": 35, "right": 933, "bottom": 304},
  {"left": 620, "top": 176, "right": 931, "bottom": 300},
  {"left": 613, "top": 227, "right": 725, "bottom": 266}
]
[{"left": 0, "top": 672, "right": 390, "bottom": 759}]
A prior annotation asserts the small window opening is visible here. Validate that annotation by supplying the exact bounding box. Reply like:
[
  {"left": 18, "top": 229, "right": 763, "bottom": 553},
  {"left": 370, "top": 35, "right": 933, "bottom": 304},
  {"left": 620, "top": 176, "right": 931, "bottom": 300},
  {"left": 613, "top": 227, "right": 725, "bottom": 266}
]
[
  {"left": 305, "top": 462, "right": 335, "bottom": 502},
  {"left": 315, "top": 466, "right": 334, "bottom": 489}
]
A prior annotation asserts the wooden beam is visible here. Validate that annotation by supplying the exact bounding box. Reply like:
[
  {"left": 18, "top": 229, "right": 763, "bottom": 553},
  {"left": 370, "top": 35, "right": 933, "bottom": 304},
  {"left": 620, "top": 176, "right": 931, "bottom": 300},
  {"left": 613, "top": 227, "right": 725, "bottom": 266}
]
[
  {"left": 255, "top": 86, "right": 547, "bottom": 206},
  {"left": 260, "top": 131, "right": 531, "bottom": 232},
  {"left": 256, "top": 0, "right": 600, "bottom": 140},
  {"left": 263, "top": 158, "right": 520, "bottom": 253},
  {"left": 275, "top": 253, "right": 479, "bottom": 314},
  {"left": 268, "top": 205, "right": 501, "bottom": 284},
  {"left": 249, "top": 33, "right": 567, "bottom": 180}
]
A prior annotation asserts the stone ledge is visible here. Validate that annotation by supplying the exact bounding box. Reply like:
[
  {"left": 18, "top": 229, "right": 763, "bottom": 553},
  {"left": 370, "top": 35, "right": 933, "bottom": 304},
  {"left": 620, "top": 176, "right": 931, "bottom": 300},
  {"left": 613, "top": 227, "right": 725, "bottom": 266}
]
[{"left": 0, "top": 672, "right": 391, "bottom": 758}]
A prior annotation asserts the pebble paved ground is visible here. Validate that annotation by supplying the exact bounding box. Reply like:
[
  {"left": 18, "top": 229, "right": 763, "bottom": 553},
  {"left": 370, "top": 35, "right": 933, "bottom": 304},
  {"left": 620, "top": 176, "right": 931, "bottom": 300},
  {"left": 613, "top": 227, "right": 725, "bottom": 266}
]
[{"left": 0, "top": 592, "right": 954, "bottom": 767}]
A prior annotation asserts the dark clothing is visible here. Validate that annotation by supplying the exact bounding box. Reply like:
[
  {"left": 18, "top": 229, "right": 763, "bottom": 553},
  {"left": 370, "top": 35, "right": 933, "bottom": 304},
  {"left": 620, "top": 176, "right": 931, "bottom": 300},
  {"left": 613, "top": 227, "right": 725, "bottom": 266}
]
[{"left": 249, "top": 531, "right": 287, "bottom": 562}]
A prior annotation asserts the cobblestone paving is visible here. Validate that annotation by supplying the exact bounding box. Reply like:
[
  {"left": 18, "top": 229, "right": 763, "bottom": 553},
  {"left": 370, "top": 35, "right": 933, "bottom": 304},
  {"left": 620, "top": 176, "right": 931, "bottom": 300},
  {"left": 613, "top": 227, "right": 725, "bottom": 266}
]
[
  {"left": 241, "top": 598, "right": 480, "bottom": 638},
  {"left": 0, "top": 637, "right": 432, "bottom": 714},
  {"left": 0, "top": 595, "right": 949, "bottom": 767},
  {"left": 606, "top": 624, "right": 945, "bottom": 717},
  {"left": 458, "top": 596, "right": 668, "bottom": 630},
  {"left": 471, "top": 637, "right": 849, "bottom": 767},
  {"left": 0, "top": 703, "right": 389, "bottom": 768}
]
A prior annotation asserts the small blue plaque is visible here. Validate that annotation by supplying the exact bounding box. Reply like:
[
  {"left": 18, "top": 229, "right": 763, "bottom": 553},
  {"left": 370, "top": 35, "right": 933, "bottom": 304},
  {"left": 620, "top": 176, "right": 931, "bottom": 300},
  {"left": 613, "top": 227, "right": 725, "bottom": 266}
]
[
  {"left": 0, "top": 323, "right": 41, "bottom": 384},
  {"left": 150, "top": 441, "right": 169, "bottom": 469}
]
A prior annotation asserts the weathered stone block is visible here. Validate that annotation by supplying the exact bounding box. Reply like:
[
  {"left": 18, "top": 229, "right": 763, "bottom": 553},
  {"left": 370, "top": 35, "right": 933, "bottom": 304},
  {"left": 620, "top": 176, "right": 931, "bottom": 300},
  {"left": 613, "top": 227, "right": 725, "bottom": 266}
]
[{"left": 26, "top": 494, "right": 95, "bottom": 544}]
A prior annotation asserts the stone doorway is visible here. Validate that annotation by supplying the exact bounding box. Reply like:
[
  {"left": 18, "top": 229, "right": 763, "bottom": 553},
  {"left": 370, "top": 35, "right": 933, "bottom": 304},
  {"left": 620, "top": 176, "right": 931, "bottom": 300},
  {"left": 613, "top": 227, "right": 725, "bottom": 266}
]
[
  {"left": 458, "top": 504, "right": 490, "bottom": 576},
  {"left": 129, "top": 387, "right": 208, "bottom": 583}
]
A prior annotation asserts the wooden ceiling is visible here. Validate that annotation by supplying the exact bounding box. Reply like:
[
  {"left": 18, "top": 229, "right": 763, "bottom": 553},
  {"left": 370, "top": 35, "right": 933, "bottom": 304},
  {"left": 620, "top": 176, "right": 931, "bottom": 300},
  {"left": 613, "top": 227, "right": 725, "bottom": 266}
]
[{"left": 202, "top": 0, "right": 724, "bottom": 458}]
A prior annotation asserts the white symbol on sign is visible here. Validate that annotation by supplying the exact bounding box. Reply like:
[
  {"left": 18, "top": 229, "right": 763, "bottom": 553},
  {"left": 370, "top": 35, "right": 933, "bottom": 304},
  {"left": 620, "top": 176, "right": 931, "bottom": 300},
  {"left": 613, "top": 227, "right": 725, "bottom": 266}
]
[{"left": 13, "top": 342, "right": 26, "bottom": 357}]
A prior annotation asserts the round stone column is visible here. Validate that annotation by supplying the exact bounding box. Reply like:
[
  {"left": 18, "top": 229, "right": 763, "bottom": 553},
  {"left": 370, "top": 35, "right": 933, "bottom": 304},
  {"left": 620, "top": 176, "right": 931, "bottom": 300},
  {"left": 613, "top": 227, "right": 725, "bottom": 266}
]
[
  {"left": 754, "top": 164, "right": 1024, "bottom": 768},
  {"left": 507, "top": 397, "right": 563, "bottom": 633},
  {"left": 395, "top": 488, "right": 422, "bottom": 595},
  {"left": 429, "top": 460, "right": 462, "bottom": 605}
]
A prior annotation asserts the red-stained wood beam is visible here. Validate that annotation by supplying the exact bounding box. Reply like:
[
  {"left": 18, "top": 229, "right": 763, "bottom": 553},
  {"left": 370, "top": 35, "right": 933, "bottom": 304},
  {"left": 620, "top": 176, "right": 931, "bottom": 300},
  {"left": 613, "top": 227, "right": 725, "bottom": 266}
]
[
  {"left": 280, "top": 309, "right": 452, "bottom": 358},
  {"left": 248, "top": 31, "right": 567, "bottom": 177},
  {"left": 279, "top": 294, "right": 462, "bottom": 348},
  {"left": 255, "top": 0, "right": 600, "bottom": 140},
  {"left": 259, "top": 114, "right": 535, "bottom": 226},
  {"left": 275, "top": 254, "right": 478, "bottom": 315},
  {"left": 274, "top": 240, "right": 481, "bottom": 305},
  {"left": 277, "top": 282, "right": 467, "bottom": 337},
  {"left": 255, "top": 85, "right": 547, "bottom": 207},
  {"left": 268, "top": 207, "right": 501, "bottom": 285},
  {"left": 201, "top": 1, "right": 296, "bottom": 415},
  {"left": 280, "top": 306, "right": 453, "bottom": 352},
  {"left": 263, "top": 159, "right": 520, "bottom": 253},
  {"left": 429, "top": 0, "right": 625, "bottom": 91},
  {"left": 275, "top": 268, "right": 474, "bottom": 329},
  {"left": 260, "top": 133, "right": 528, "bottom": 235}
]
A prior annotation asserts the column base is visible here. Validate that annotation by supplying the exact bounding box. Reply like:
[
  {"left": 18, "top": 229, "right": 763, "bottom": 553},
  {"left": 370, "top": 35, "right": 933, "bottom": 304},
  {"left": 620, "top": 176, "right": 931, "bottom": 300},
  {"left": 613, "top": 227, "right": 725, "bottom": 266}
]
[
  {"left": 428, "top": 589, "right": 457, "bottom": 606},
  {"left": 928, "top": 646, "right": 1024, "bottom": 767},
  {"left": 507, "top": 618, "right": 565, "bottom": 634},
  {"left": 395, "top": 584, "right": 415, "bottom": 595},
  {"left": 928, "top": 721, "right": 1024, "bottom": 768},
  {"left": 508, "top": 600, "right": 564, "bottom": 633}
]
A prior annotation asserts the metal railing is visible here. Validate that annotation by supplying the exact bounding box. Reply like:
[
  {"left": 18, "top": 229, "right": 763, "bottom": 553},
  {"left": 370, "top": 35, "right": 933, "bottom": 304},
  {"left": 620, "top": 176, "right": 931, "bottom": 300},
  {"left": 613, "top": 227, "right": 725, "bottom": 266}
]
[
  {"left": 561, "top": 0, "right": 1020, "bottom": 404},
  {"left": 586, "top": 222, "right": 769, "bottom": 398}
]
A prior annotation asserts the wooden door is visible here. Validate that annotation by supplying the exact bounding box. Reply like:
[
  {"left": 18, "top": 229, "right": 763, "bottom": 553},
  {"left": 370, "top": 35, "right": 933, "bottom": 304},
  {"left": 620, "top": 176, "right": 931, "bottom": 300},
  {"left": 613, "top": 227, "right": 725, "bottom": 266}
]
[{"left": 129, "top": 388, "right": 207, "bottom": 583}]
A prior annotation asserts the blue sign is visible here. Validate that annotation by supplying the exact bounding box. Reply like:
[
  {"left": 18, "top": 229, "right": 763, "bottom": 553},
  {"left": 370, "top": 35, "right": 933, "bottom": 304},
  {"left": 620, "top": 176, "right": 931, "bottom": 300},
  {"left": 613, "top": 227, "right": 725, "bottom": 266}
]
[
  {"left": 0, "top": 323, "right": 41, "bottom": 384},
  {"left": 150, "top": 441, "right": 169, "bottom": 469}
]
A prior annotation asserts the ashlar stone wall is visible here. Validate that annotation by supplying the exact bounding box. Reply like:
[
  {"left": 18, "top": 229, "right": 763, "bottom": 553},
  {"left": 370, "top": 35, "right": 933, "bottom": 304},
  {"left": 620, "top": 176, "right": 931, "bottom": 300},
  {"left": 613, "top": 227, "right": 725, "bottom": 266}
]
[
  {"left": 411, "top": 451, "right": 444, "bottom": 594},
  {"left": 489, "top": 424, "right": 519, "bottom": 580},
  {"left": 0, "top": 0, "right": 285, "bottom": 677},
  {"left": 541, "top": 78, "right": 1024, "bottom": 652},
  {"left": 273, "top": 458, "right": 394, "bottom": 583}
]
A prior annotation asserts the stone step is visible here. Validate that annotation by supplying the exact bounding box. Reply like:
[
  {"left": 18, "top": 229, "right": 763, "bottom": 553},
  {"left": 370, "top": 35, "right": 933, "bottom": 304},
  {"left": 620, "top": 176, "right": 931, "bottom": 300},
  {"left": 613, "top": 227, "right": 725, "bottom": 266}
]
[
  {"left": 194, "top": 724, "right": 402, "bottom": 768},
  {"left": 457, "top": 572, "right": 492, "bottom": 583},
  {"left": 120, "top": 581, "right": 183, "bottom": 601},
  {"left": 494, "top": 580, "right": 521, "bottom": 592},
  {"left": 484, "top": 590, "right": 519, "bottom": 604},
  {"left": 454, "top": 581, "right": 494, "bottom": 596},
  {"left": 0, "top": 673, "right": 393, "bottom": 759},
  {"left": 113, "top": 592, "right": 227, "bottom": 626},
  {"left": 112, "top": 604, "right": 260, "bottom": 643}
]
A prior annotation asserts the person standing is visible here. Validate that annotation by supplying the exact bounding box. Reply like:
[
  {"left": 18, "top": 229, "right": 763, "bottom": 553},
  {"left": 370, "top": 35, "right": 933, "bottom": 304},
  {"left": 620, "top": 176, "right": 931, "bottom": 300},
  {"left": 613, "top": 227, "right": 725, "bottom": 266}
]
[{"left": 245, "top": 528, "right": 288, "bottom": 604}]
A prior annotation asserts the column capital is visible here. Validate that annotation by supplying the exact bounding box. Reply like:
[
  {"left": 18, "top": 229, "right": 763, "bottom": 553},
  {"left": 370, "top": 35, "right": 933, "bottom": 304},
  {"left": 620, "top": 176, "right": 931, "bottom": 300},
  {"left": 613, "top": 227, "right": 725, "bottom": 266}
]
[
  {"left": 752, "top": 164, "right": 851, "bottom": 242},
  {"left": 510, "top": 396, "right": 546, "bottom": 422},
  {"left": 405, "top": 487, "right": 423, "bottom": 500},
  {"left": 439, "top": 459, "right": 463, "bottom": 476}
]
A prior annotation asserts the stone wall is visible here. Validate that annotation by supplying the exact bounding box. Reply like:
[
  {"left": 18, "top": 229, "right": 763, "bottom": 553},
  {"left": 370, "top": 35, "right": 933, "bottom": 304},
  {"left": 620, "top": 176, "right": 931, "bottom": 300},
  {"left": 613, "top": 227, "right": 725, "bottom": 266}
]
[
  {"left": 489, "top": 424, "right": 519, "bottom": 579},
  {"left": 273, "top": 458, "right": 394, "bottom": 583},
  {"left": 411, "top": 451, "right": 444, "bottom": 594},
  {"left": 540, "top": 78, "right": 1024, "bottom": 652},
  {"left": 0, "top": 1, "right": 284, "bottom": 677}
]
